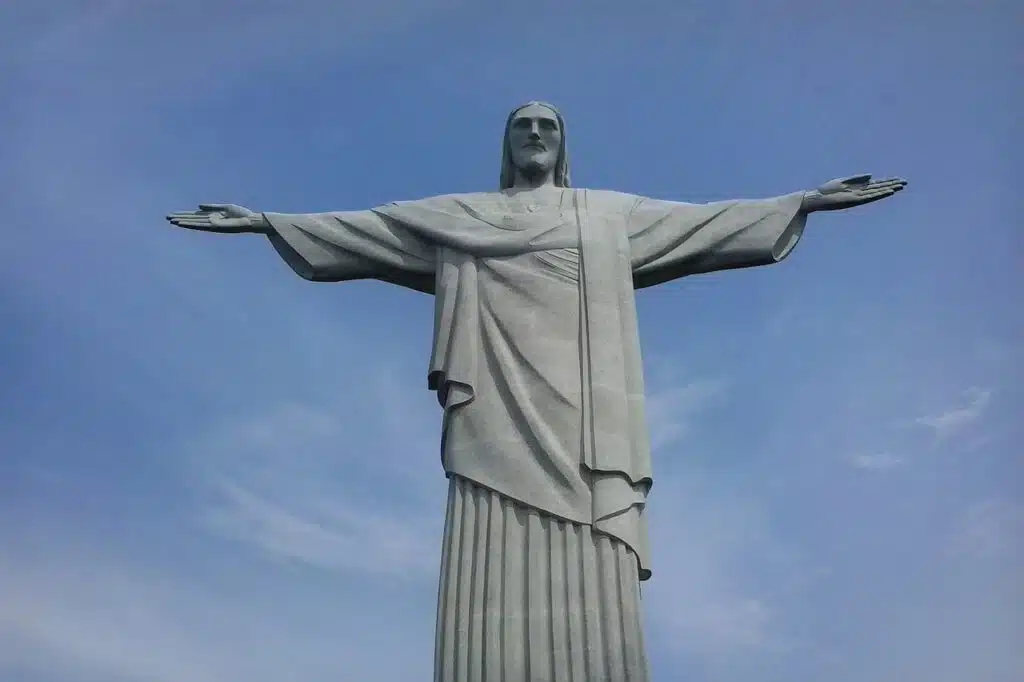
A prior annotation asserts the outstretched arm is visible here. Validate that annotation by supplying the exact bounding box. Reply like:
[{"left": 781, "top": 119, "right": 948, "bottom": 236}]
[
  {"left": 167, "top": 203, "right": 436, "bottom": 294},
  {"left": 628, "top": 174, "right": 906, "bottom": 289}
]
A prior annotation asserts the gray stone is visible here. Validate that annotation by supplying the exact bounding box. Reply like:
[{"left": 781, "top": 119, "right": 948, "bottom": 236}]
[{"left": 167, "top": 101, "right": 906, "bottom": 681}]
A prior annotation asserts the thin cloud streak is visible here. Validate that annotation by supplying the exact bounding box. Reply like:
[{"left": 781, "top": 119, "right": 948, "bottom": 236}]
[
  {"left": 646, "top": 378, "right": 729, "bottom": 452},
  {"left": 190, "top": 398, "right": 442, "bottom": 580},
  {"left": 0, "top": 543, "right": 270, "bottom": 682},
  {"left": 645, "top": 469, "right": 810, "bottom": 662},
  {"left": 948, "top": 499, "right": 1022, "bottom": 561},
  {"left": 848, "top": 452, "right": 905, "bottom": 471},
  {"left": 202, "top": 480, "right": 438, "bottom": 577},
  {"left": 915, "top": 387, "right": 992, "bottom": 442},
  {"left": 0, "top": 535, "right": 432, "bottom": 682}
]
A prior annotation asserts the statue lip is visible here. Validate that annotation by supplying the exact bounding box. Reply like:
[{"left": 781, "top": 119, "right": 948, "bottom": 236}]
[{"left": 523, "top": 142, "right": 546, "bottom": 151}]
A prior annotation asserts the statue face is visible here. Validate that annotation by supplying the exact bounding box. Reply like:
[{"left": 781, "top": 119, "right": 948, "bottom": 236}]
[{"left": 507, "top": 104, "right": 562, "bottom": 180}]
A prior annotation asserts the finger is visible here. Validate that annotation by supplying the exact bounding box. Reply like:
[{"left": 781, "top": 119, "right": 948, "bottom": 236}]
[
  {"left": 850, "top": 187, "right": 893, "bottom": 201},
  {"left": 867, "top": 178, "right": 906, "bottom": 189},
  {"left": 171, "top": 222, "right": 213, "bottom": 231},
  {"left": 170, "top": 220, "right": 214, "bottom": 229},
  {"left": 170, "top": 218, "right": 222, "bottom": 228},
  {"left": 175, "top": 221, "right": 245, "bottom": 233},
  {"left": 198, "top": 203, "right": 231, "bottom": 212},
  {"left": 858, "top": 189, "right": 896, "bottom": 203},
  {"left": 860, "top": 180, "right": 905, "bottom": 193},
  {"left": 843, "top": 173, "right": 872, "bottom": 185},
  {"left": 210, "top": 218, "right": 255, "bottom": 231},
  {"left": 166, "top": 212, "right": 211, "bottom": 221},
  {"left": 863, "top": 185, "right": 896, "bottom": 196}
]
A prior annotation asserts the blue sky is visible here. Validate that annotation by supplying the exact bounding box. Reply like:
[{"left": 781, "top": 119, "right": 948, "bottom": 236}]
[{"left": 1, "top": 1, "right": 1020, "bottom": 681}]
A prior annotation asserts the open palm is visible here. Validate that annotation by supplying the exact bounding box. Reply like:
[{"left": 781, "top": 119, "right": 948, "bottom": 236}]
[
  {"left": 805, "top": 174, "right": 907, "bottom": 212},
  {"left": 166, "top": 204, "right": 264, "bottom": 233}
]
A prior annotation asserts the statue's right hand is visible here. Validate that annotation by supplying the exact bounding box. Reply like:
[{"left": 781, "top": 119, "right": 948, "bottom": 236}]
[{"left": 166, "top": 204, "right": 268, "bottom": 234}]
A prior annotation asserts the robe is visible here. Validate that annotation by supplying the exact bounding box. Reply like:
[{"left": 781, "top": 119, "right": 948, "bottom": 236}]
[{"left": 263, "top": 188, "right": 806, "bottom": 681}]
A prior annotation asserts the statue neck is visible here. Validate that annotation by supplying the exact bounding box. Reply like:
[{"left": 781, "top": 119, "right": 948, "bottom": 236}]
[{"left": 512, "top": 167, "right": 557, "bottom": 189}]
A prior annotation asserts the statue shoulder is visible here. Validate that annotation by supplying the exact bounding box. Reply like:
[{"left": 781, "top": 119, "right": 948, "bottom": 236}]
[
  {"left": 575, "top": 188, "right": 643, "bottom": 213},
  {"left": 389, "top": 191, "right": 499, "bottom": 212}
]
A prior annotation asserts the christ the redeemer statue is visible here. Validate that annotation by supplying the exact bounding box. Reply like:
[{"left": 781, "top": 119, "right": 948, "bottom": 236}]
[{"left": 168, "top": 102, "right": 905, "bottom": 682}]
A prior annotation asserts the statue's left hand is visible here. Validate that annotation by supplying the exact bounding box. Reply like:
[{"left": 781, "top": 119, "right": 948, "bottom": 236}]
[{"left": 801, "top": 174, "right": 907, "bottom": 213}]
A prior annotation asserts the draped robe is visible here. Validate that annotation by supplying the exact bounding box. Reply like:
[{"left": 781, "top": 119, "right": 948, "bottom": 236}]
[{"left": 263, "top": 187, "right": 806, "bottom": 680}]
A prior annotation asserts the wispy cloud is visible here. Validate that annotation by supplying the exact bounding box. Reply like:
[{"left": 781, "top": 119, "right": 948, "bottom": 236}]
[
  {"left": 0, "top": 535, "right": 433, "bottom": 682},
  {"left": 203, "top": 480, "right": 439, "bottom": 577},
  {"left": 645, "top": 470, "right": 809, "bottom": 661},
  {"left": 641, "top": 370, "right": 818, "bottom": 666},
  {"left": 848, "top": 451, "right": 905, "bottom": 471},
  {"left": 915, "top": 387, "right": 992, "bottom": 442},
  {"left": 645, "top": 378, "right": 729, "bottom": 451},
  {"left": 191, "top": 395, "right": 443, "bottom": 580},
  {"left": 0, "top": 550, "right": 226, "bottom": 682},
  {"left": 948, "top": 499, "right": 1022, "bottom": 561}
]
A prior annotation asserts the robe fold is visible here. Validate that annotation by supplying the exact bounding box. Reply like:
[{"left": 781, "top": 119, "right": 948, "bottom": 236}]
[
  {"left": 265, "top": 188, "right": 805, "bottom": 580},
  {"left": 435, "top": 475, "right": 647, "bottom": 682},
  {"left": 265, "top": 188, "right": 805, "bottom": 680}
]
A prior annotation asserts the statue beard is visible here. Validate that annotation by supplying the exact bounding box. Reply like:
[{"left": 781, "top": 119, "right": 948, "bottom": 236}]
[{"left": 514, "top": 159, "right": 554, "bottom": 184}]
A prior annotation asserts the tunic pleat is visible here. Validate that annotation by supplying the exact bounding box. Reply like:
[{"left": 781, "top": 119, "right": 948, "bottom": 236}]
[{"left": 435, "top": 476, "right": 649, "bottom": 682}]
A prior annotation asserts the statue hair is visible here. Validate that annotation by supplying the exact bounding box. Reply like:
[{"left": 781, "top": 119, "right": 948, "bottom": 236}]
[{"left": 499, "top": 101, "right": 571, "bottom": 190}]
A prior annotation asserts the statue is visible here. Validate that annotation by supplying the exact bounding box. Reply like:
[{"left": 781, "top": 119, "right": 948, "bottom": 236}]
[{"left": 167, "top": 102, "right": 906, "bottom": 682}]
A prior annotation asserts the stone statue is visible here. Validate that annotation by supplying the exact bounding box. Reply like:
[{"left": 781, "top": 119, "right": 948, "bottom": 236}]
[{"left": 167, "top": 102, "right": 905, "bottom": 682}]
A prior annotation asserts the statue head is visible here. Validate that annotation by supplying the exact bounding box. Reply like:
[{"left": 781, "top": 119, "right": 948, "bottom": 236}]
[{"left": 500, "top": 101, "right": 571, "bottom": 190}]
